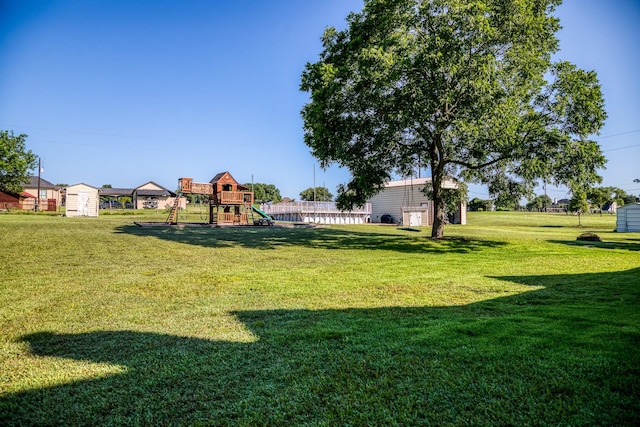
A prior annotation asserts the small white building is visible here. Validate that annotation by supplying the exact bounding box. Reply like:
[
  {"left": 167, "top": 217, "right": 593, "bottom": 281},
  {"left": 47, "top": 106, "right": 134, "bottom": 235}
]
[
  {"left": 616, "top": 203, "right": 640, "bottom": 232},
  {"left": 368, "top": 177, "right": 467, "bottom": 226},
  {"left": 65, "top": 183, "right": 100, "bottom": 217}
]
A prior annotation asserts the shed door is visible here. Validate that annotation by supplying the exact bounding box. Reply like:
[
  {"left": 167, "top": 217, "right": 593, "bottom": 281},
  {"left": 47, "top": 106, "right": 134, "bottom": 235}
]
[
  {"left": 409, "top": 211, "right": 422, "bottom": 226},
  {"left": 78, "top": 192, "right": 89, "bottom": 216}
]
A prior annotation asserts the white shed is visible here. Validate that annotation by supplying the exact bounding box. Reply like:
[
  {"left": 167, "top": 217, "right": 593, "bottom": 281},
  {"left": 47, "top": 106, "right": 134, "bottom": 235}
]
[
  {"left": 616, "top": 203, "right": 640, "bottom": 232},
  {"left": 65, "top": 183, "right": 100, "bottom": 217}
]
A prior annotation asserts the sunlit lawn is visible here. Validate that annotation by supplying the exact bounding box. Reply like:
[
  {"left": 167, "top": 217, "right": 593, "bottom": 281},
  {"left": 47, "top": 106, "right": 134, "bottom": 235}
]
[{"left": 0, "top": 210, "right": 638, "bottom": 425}]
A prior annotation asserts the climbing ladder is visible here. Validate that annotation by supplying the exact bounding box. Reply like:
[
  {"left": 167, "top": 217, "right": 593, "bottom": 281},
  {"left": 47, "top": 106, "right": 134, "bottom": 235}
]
[
  {"left": 246, "top": 202, "right": 255, "bottom": 224},
  {"left": 166, "top": 194, "right": 182, "bottom": 225}
]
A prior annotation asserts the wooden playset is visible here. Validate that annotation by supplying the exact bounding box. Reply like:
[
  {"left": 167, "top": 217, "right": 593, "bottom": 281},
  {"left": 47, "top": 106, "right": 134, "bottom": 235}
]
[{"left": 167, "top": 171, "right": 271, "bottom": 225}]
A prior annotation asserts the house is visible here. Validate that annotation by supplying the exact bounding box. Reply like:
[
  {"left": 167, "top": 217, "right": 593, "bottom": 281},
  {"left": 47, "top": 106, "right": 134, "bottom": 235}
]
[
  {"left": 65, "top": 183, "right": 100, "bottom": 217},
  {"left": 549, "top": 198, "right": 570, "bottom": 213},
  {"left": 21, "top": 176, "right": 62, "bottom": 211},
  {"left": 602, "top": 201, "right": 617, "bottom": 214},
  {"left": 85, "top": 181, "right": 185, "bottom": 210},
  {"left": 367, "top": 177, "right": 467, "bottom": 226},
  {"left": 616, "top": 203, "right": 640, "bottom": 232},
  {"left": 133, "top": 181, "right": 180, "bottom": 210}
]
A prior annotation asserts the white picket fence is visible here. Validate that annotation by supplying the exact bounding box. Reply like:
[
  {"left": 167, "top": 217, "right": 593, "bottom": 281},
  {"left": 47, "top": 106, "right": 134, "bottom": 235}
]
[{"left": 262, "top": 201, "right": 371, "bottom": 224}]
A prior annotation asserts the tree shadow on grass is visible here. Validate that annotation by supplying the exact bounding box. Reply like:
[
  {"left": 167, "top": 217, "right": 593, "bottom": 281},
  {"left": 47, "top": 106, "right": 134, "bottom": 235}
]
[
  {"left": 548, "top": 238, "right": 640, "bottom": 251},
  {"left": 114, "top": 224, "right": 507, "bottom": 254},
  {"left": 2, "top": 268, "right": 638, "bottom": 425}
]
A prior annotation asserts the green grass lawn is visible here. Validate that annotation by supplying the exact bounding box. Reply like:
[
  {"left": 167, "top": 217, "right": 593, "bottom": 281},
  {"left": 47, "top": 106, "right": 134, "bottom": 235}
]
[{"left": 1, "top": 210, "right": 638, "bottom": 425}]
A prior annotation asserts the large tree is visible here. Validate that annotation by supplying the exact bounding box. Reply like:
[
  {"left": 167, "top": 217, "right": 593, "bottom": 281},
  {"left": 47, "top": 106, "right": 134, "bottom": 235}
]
[
  {"left": 0, "top": 131, "right": 37, "bottom": 194},
  {"left": 301, "top": 0, "right": 607, "bottom": 238}
]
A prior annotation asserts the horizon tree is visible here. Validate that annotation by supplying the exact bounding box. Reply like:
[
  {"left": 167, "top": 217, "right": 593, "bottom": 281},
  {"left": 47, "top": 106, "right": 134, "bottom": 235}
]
[
  {"left": 586, "top": 187, "right": 609, "bottom": 215},
  {"left": 526, "top": 194, "right": 552, "bottom": 212},
  {"left": 300, "top": 186, "right": 334, "bottom": 202},
  {"left": 245, "top": 183, "right": 282, "bottom": 204},
  {"left": 0, "top": 130, "right": 37, "bottom": 194},
  {"left": 301, "top": 0, "right": 607, "bottom": 238},
  {"left": 569, "top": 190, "right": 589, "bottom": 226}
]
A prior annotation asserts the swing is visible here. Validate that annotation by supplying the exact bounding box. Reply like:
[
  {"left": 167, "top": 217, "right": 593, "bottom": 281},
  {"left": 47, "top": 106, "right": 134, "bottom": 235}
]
[{"left": 199, "top": 197, "right": 208, "bottom": 222}]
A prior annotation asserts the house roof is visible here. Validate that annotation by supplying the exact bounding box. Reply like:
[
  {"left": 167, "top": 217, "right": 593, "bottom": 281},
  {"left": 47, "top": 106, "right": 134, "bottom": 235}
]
[
  {"left": 133, "top": 181, "right": 176, "bottom": 197},
  {"left": 135, "top": 189, "right": 175, "bottom": 197},
  {"left": 0, "top": 190, "right": 21, "bottom": 200},
  {"left": 100, "top": 187, "right": 134, "bottom": 196},
  {"left": 21, "top": 191, "right": 37, "bottom": 198},
  {"left": 25, "top": 176, "right": 59, "bottom": 189},
  {"left": 135, "top": 181, "right": 172, "bottom": 191},
  {"left": 66, "top": 183, "right": 101, "bottom": 190}
]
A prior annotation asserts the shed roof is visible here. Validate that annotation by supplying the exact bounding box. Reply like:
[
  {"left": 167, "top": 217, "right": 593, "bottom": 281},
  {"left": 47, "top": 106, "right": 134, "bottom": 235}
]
[
  {"left": 618, "top": 203, "right": 640, "bottom": 210},
  {"left": 383, "top": 177, "right": 459, "bottom": 189}
]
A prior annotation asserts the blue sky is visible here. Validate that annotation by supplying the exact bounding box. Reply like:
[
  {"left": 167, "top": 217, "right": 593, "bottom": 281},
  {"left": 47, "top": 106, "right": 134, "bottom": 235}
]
[{"left": 1, "top": 0, "right": 638, "bottom": 201}]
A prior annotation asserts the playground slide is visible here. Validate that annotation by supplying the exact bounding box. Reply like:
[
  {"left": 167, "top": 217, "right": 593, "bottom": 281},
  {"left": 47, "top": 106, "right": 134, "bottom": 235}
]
[{"left": 252, "top": 205, "right": 272, "bottom": 219}]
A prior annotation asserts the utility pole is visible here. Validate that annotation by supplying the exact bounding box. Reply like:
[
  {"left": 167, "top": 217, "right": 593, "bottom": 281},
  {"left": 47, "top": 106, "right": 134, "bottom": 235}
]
[{"left": 35, "top": 157, "right": 41, "bottom": 212}]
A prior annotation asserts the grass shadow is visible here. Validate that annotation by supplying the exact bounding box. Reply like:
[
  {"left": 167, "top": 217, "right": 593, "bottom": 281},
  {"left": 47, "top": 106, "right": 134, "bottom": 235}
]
[
  {"left": 548, "top": 238, "right": 640, "bottom": 251},
  {"left": 115, "top": 224, "right": 507, "bottom": 254},
  {"left": 2, "top": 268, "right": 638, "bottom": 425}
]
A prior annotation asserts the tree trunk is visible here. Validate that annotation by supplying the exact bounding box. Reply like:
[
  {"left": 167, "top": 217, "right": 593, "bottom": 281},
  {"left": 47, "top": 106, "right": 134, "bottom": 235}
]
[
  {"left": 430, "top": 165, "right": 446, "bottom": 239},
  {"left": 429, "top": 134, "right": 447, "bottom": 239}
]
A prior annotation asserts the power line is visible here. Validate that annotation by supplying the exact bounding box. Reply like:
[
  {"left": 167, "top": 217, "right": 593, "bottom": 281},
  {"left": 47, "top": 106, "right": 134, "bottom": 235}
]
[
  {"left": 603, "top": 143, "right": 640, "bottom": 152},
  {"left": 595, "top": 129, "right": 640, "bottom": 140}
]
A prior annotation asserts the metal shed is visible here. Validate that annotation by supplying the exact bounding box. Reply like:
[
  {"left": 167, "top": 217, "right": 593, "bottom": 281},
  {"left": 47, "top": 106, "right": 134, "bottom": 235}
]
[
  {"left": 65, "top": 183, "right": 100, "bottom": 217},
  {"left": 616, "top": 203, "right": 640, "bottom": 232},
  {"left": 367, "top": 177, "right": 467, "bottom": 226}
]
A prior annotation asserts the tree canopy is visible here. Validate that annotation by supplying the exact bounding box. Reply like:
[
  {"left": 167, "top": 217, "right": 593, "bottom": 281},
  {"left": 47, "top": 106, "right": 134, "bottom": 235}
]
[
  {"left": 245, "top": 183, "right": 282, "bottom": 204},
  {"left": 301, "top": 0, "right": 607, "bottom": 237},
  {"left": 0, "top": 131, "right": 37, "bottom": 194},
  {"left": 299, "top": 186, "right": 334, "bottom": 202}
]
